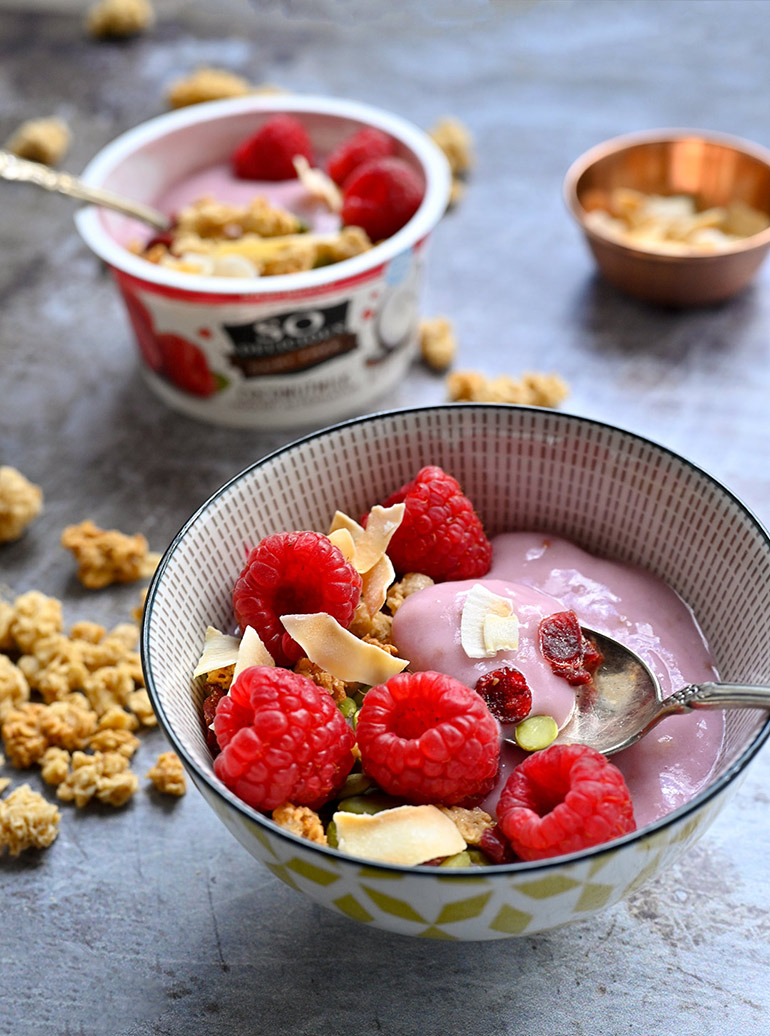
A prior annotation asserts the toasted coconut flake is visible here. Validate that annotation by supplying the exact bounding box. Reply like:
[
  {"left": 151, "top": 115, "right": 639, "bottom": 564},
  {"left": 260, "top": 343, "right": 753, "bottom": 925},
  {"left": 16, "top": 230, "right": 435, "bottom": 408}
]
[
  {"left": 482, "top": 611, "right": 519, "bottom": 653},
  {"left": 293, "top": 155, "right": 343, "bottom": 212},
  {"left": 328, "top": 527, "right": 357, "bottom": 563},
  {"left": 232, "top": 625, "right": 274, "bottom": 681},
  {"left": 193, "top": 626, "right": 240, "bottom": 678},
  {"left": 351, "top": 504, "right": 405, "bottom": 574},
  {"left": 460, "top": 584, "right": 516, "bottom": 658},
  {"left": 280, "top": 612, "right": 408, "bottom": 684},
  {"left": 361, "top": 554, "right": 396, "bottom": 618},
  {"left": 334, "top": 804, "right": 466, "bottom": 865}
]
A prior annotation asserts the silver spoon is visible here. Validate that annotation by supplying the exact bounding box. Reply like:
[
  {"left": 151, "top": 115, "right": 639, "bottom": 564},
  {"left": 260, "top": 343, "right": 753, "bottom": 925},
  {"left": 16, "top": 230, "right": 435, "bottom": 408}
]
[
  {"left": 0, "top": 149, "right": 170, "bottom": 231},
  {"left": 548, "top": 626, "right": 770, "bottom": 756}
]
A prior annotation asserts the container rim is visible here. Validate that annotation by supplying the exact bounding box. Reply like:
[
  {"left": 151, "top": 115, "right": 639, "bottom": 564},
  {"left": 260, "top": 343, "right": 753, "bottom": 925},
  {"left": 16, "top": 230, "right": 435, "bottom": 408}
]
[{"left": 75, "top": 93, "right": 452, "bottom": 297}]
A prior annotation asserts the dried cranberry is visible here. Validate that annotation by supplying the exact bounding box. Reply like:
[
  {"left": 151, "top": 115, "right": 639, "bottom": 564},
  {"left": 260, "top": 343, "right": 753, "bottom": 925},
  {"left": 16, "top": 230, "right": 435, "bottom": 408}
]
[{"left": 539, "top": 610, "right": 593, "bottom": 685}]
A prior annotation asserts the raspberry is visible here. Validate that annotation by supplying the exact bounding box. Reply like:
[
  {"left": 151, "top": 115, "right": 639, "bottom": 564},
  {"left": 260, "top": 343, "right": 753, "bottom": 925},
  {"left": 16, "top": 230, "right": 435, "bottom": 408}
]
[
  {"left": 201, "top": 683, "right": 227, "bottom": 756},
  {"left": 355, "top": 670, "right": 500, "bottom": 806},
  {"left": 341, "top": 156, "right": 424, "bottom": 242},
  {"left": 326, "top": 126, "right": 396, "bottom": 187},
  {"left": 232, "top": 114, "right": 314, "bottom": 181},
  {"left": 539, "top": 610, "right": 601, "bottom": 686},
  {"left": 213, "top": 666, "right": 355, "bottom": 811},
  {"left": 156, "top": 333, "right": 217, "bottom": 397},
  {"left": 475, "top": 666, "right": 532, "bottom": 724},
  {"left": 368, "top": 465, "right": 492, "bottom": 582},
  {"left": 496, "top": 743, "right": 636, "bottom": 861},
  {"left": 232, "top": 531, "right": 362, "bottom": 668}
]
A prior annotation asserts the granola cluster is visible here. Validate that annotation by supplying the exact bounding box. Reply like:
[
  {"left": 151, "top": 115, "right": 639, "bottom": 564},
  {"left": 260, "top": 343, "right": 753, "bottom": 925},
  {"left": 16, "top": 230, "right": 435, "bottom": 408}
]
[
  {"left": 146, "top": 751, "right": 187, "bottom": 796},
  {"left": 419, "top": 316, "right": 457, "bottom": 372},
  {"left": 5, "top": 118, "right": 71, "bottom": 168},
  {"left": 0, "top": 466, "right": 43, "bottom": 542},
  {"left": 447, "top": 369, "right": 570, "bottom": 408},
  {"left": 167, "top": 67, "right": 252, "bottom": 109},
  {"left": 428, "top": 116, "right": 474, "bottom": 209},
  {"left": 60, "top": 519, "right": 160, "bottom": 589},
  {"left": 86, "top": 0, "right": 154, "bottom": 38},
  {"left": 0, "top": 783, "right": 60, "bottom": 857},
  {"left": 141, "top": 195, "right": 372, "bottom": 280},
  {"left": 0, "top": 581, "right": 188, "bottom": 856},
  {"left": 166, "top": 68, "right": 285, "bottom": 109}
]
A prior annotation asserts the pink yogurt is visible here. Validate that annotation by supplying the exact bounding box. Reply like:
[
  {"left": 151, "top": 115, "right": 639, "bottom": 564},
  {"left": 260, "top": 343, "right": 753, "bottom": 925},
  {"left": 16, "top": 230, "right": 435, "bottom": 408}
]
[
  {"left": 155, "top": 162, "right": 342, "bottom": 240},
  {"left": 391, "top": 532, "right": 724, "bottom": 829}
]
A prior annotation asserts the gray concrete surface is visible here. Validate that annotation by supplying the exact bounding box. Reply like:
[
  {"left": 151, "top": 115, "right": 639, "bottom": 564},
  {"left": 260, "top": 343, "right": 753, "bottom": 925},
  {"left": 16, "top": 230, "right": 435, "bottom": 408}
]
[{"left": 1, "top": 1, "right": 770, "bottom": 1034}]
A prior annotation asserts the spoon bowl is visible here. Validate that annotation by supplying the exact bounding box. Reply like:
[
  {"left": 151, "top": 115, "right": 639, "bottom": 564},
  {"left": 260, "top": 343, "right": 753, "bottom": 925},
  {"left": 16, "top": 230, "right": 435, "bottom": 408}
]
[{"left": 551, "top": 626, "right": 770, "bottom": 755}]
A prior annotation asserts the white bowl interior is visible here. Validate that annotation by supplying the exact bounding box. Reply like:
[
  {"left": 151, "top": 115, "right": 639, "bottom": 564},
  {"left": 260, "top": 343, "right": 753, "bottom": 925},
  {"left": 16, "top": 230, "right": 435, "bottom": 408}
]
[{"left": 144, "top": 405, "right": 770, "bottom": 860}]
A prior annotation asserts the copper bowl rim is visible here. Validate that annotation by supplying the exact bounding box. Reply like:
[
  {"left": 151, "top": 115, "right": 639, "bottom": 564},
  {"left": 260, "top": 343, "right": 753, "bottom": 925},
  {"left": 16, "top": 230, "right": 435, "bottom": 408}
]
[{"left": 563, "top": 127, "right": 770, "bottom": 260}]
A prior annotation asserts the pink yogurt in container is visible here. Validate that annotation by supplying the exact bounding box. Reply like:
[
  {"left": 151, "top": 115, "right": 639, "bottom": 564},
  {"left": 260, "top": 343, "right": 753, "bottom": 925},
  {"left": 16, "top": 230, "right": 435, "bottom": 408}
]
[{"left": 75, "top": 96, "right": 451, "bottom": 429}]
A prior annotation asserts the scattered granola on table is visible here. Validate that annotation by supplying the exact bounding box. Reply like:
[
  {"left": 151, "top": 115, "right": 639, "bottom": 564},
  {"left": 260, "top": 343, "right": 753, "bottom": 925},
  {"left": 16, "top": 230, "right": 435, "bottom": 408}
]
[
  {"left": 428, "top": 116, "right": 474, "bottom": 179},
  {"left": 419, "top": 316, "right": 457, "bottom": 372},
  {"left": 166, "top": 66, "right": 252, "bottom": 109},
  {"left": 55, "top": 749, "right": 139, "bottom": 808},
  {"left": 5, "top": 119, "right": 70, "bottom": 167},
  {"left": 85, "top": 0, "right": 154, "bottom": 37},
  {"left": 447, "top": 369, "right": 569, "bottom": 408},
  {"left": 60, "top": 519, "right": 161, "bottom": 589},
  {"left": 146, "top": 751, "right": 186, "bottom": 796},
  {"left": 428, "top": 115, "right": 474, "bottom": 209},
  {"left": 0, "top": 466, "right": 43, "bottom": 542},
  {"left": 0, "top": 783, "right": 60, "bottom": 856}
]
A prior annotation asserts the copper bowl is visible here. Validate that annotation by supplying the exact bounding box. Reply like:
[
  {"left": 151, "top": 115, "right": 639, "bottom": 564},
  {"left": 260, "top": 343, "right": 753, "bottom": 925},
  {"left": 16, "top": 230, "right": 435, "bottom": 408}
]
[{"left": 564, "top": 129, "right": 770, "bottom": 306}]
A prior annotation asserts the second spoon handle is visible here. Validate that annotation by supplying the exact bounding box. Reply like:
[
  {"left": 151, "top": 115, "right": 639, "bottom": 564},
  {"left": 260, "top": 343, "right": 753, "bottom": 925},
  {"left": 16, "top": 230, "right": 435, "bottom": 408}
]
[{"left": 0, "top": 150, "right": 169, "bottom": 231}]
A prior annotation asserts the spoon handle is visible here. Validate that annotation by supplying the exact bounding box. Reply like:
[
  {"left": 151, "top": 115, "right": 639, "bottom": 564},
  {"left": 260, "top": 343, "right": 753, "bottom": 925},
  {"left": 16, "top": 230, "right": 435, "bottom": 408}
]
[
  {"left": 664, "top": 682, "right": 770, "bottom": 713},
  {"left": 0, "top": 150, "right": 169, "bottom": 231}
]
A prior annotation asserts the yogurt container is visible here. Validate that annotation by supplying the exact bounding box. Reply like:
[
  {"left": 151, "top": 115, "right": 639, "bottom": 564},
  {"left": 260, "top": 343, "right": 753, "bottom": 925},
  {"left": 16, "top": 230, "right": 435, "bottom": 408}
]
[{"left": 75, "top": 96, "right": 451, "bottom": 428}]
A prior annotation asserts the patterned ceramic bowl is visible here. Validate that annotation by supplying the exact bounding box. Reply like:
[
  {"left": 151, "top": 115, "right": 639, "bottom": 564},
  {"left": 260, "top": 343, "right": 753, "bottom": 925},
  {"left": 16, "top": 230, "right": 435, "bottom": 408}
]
[{"left": 142, "top": 405, "right": 770, "bottom": 940}]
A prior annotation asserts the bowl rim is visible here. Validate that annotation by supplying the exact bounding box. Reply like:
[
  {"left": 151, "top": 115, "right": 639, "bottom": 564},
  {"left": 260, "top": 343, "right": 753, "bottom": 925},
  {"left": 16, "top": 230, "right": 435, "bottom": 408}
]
[
  {"left": 141, "top": 402, "right": 770, "bottom": 877},
  {"left": 563, "top": 127, "right": 770, "bottom": 259},
  {"left": 75, "top": 93, "right": 452, "bottom": 297}
]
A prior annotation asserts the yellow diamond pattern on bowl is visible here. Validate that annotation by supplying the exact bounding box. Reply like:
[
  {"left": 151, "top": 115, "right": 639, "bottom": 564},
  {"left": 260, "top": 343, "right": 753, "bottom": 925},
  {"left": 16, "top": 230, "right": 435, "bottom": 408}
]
[
  {"left": 516, "top": 874, "right": 581, "bottom": 899},
  {"left": 361, "top": 885, "right": 427, "bottom": 923},
  {"left": 286, "top": 857, "right": 340, "bottom": 886},
  {"left": 573, "top": 882, "right": 615, "bottom": 913},
  {"left": 333, "top": 893, "right": 374, "bottom": 923},
  {"left": 417, "top": 926, "right": 458, "bottom": 940},
  {"left": 588, "top": 852, "right": 615, "bottom": 877},
  {"left": 357, "top": 864, "right": 406, "bottom": 880},
  {"left": 489, "top": 904, "right": 534, "bottom": 934},
  {"left": 621, "top": 852, "right": 663, "bottom": 898},
  {"left": 264, "top": 860, "right": 300, "bottom": 891},
  {"left": 435, "top": 891, "right": 492, "bottom": 925}
]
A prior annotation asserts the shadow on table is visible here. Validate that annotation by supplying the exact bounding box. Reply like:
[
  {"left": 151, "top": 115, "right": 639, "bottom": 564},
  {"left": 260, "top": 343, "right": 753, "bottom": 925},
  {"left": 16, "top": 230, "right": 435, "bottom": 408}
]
[{"left": 566, "top": 270, "right": 763, "bottom": 363}]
